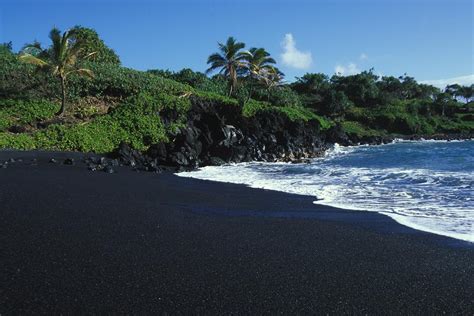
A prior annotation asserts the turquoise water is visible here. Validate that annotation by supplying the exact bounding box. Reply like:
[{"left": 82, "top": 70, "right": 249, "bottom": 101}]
[{"left": 178, "top": 140, "right": 474, "bottom": 242}]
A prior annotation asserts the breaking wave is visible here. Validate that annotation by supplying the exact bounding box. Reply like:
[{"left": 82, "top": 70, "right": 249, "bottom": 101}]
[{"left": 177, "top": 140, "right": 474, "bottom": 242}]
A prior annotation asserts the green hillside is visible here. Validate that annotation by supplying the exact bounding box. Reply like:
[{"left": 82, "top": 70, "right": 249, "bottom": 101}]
[{"left": 0, "top": 28, "right": 472, "bottom": 153}]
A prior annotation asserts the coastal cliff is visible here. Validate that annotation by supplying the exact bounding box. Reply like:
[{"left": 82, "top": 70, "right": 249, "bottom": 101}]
[{"left": 113, "top": 96, "right": 472, "bottom": 171}]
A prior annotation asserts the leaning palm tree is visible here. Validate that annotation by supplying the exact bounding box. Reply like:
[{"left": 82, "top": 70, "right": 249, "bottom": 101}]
[
  {"left": 206, "top": 37, "right": 247, "bottom": 96},
  {"left": 244, "top": 47, "right": 276, "bottom": 78},
  {"left": 259, "top": 66, "right": 285, "bottom": 101},
  {"left": 242, "top": 47, "right": 277, "bottom": 101},
  {"left": 19, "top": 28, "right": 95, "bottom": 116}
]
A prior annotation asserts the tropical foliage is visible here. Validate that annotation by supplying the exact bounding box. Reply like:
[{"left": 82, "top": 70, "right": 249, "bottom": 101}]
[
  {"left": 70, "top": 26, "right": 121, "bottom": 65},
  {"left": 206, "top": 38, "right": 285, "bottom": 99},
  {"left": 0, "top": 27, "right": 472, "bottom": 154},
  {"left": 206, "top": 37, "right": 248, "bottom": 96},
  {"left": 19, "top": 28, "right": 95, "bottom": 115}
]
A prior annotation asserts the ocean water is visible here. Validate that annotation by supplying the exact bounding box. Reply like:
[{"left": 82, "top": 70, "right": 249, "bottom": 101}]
[{"left": 177, "top": 140, "right": 474, "bottom": 243}]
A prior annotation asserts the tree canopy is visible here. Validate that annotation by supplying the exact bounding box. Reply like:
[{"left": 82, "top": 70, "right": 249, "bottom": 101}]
[{"left": 70, "top": 26, "right": 121, "bottom": 65}]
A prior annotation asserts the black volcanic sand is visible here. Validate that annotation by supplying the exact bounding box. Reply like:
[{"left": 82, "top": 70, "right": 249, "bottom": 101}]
[{"left": 1, "top": 151, "right": 473, "bottom": 314}]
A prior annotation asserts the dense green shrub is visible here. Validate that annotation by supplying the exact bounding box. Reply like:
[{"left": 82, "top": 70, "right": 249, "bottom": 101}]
[
  {"left": 242, "top": 99, "right": 270, "bottom": 117},
  {"left": 67, "top": 62, "right": 193, "bottom": 100},
  {"left": 430, "top": 116, "right": 474, "bottom": 133},
  {"left": 197, "top": 75, "right": 229, "bottom": 96},
  {"left": 0, "top": 99, "right": 59, "bottom": 131},
  {"left": 72, "top": 26, "right": 121, "bottom": 65},
  {"left": 0, "top": 46, "right": 54, "bottom": 100},
  {"left": 341, "top": 121, "right": 383, "bottom": 137},
  {"left": 57, "top": 92, "right": 189, "bottom": 152},
  {"left": 0, "top": 54, "right": 193, "bottom": 104},
  {"left": 271, "top": 105, "right": 332, "bottom": 129},
  {"left": 268, "top": 86, "right": 302, "bottom": 107},
  {"left": 346, "top": 102, "right": 440, "bottom": 134},
  {"left": 331, "top": 71, "right": 379, "bottom": 107},
  {"left": 168, "top": 68, "right": 208, "bottom": 87},
  {"left": 271, "top": 105, "right": 315, "bottom": 122},
  {"left": 242, "top": 99, "right": 332, "bottom": 129},
  {"left": 251, "top": 85, "right": 302, "bottom": 107},
  {"left": 313, "top": 115, "right": 333, "bottom": 130},
  {"left": 0, "top": 92, "right": 191, "bottom": 153},
  {"left": 195, "top": 91, "right": 239, "bottom": 107},
  {"left": 0, "top": 132, "right": 36, "bottom": 150},
  {"left": 148, "top": 69, "right": 229, "bottom": 96}
]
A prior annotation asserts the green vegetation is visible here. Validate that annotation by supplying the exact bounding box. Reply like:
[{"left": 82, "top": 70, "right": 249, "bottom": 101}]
[
  {"left": 341, "top": 121, "right": 385, "bottom": 138},
  {"left": 0, "top": 92, "right": 190, "bottom": 153},
  {"left": 19, "top": 28, "right": 95, "bottom": 115},
  {"left": 0, "top": 99, "right": 58, "bottom": 130},
  {"left": 71, "top": 26, "right": 121, "bottom": 65},
  {"left": 206, "top": 37, "right": 249, "bottom": 96},
  {"left": 0, "top": 28, "right": 472, "bottom": 154}
]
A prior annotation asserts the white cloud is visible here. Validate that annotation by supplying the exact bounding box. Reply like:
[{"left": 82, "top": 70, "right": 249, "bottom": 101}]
[
  {"left": 420, "top": 74, "right": 474, "bottom": 89},
  {"left": 334, "top": 63, "right": 361, "bottom": 76},
  {"left": 280, "top": 33, "right": 312, "bottom": 69},
  {"left": 359, "top": 53, "right": 368, "bottom": 61}
]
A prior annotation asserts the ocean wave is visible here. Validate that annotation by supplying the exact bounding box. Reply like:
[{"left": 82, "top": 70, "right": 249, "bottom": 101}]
[{"left": 177, "top": 141, "right": 474, "bottom": 243}]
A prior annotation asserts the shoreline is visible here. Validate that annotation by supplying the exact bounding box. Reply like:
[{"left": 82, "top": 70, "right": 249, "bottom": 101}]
[
  {"left": 2, "top": 140, "right": 473, "bottom": 245},
  {"left": 182, "top": 176, "right": 474, "bottom": 249},
  {"left": 1, "top": 150, "right": 474, "bottom": 313},
  {"left": 177, "top": 139, "right": 474, "bottom": 245}
]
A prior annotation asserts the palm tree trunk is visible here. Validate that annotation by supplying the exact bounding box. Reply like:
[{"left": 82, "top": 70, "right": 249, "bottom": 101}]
[
  {"left": 57, "top": 75, "right": 66, "bottom": 116},
  {"left": 246, "top": 84, "right": 253, "bottom": 103},
  {"left": 246, "top": 75, "right": 256, "bottom": 103},
  {"left": 229, "top": 67, "right": 237, "bottom": 97}
]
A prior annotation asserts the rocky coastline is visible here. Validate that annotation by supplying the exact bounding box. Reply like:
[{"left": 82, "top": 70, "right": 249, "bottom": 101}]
[
  {"left": 1, "top": 97, "right": 472, "bottom": 173},
  {"left": 112, "top": 97, "right": 472, "bottom": 172}
]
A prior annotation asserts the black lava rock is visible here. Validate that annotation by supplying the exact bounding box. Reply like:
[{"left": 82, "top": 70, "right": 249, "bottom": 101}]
[
  {"left": 87, "top": 164, "right": 97, "bottom": 172},
  {"left": 110, "top": 159, "right": 119, "bottom": 167},
  {"left": 142, "top": 96, "right": 329, "bottom": 171},
  {"left": 63, "top": 158, "right": 75, "bottom": 165},
  {"left": 103, "top": 165, "right": 115, "bottom": 174}
]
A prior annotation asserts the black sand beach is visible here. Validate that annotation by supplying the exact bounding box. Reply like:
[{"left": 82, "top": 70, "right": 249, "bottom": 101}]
[{"left": 1, "top": 151, "right": 473, "bottom": 314}]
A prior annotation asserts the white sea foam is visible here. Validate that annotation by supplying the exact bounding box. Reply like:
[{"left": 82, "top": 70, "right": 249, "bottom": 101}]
[{"left": 177, "top": 141, "right": 474, "bottom": 243}]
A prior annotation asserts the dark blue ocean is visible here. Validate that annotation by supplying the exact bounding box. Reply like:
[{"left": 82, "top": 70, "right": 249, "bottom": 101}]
[{"left": 178, "top": 140, "right": 474, "bottom": 242}]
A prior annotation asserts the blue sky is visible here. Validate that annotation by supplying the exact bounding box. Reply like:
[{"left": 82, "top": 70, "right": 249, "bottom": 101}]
[{"left": 1, "top": 0, "right": 473, "bottom": 86}]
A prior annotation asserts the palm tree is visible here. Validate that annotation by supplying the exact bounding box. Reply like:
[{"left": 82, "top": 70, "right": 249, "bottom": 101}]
[
  {"left": 243, "top": 47, "right": 277, "bottom": 101},
  {"left": 259, "top": 66, "right": 285, "bottom": 101},
  {"left": 244, "top": 47, "right": 276, "bottom": 78},
  {"left": 19, "top": 28, "right": 94, "bottom": 116},
  {"left": 206, "top": 37, "right": 247, "bottom": 96}
]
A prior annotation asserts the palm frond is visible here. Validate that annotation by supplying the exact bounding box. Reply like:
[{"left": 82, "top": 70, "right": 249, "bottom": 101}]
[
  {"left": 264, "top": 57, "right": 276, "bottom": 64},
  {"left": 51, "top": 65, "right": 60, "bottom": 76},
  {"left": 207, "top": 53, "right": 226, "bottom": 64},
  {"left": 49, "top": 28, "right": 62, "bottom": 61},
  {"left": 74, "top": 68, "right": 94, "bottom": 78},
  {"left": 83, "top": 51, "right": 97, "bottom": 59},
  {"left": 59, "top": 29, "right": 72, "bottom": 63},
  {"left": 19, "top": 54, "right": 49, "bottom": 67},
  {"left": 66, "top": 42, "right": 83, "bottom": 65},
  {"left": 206, "top": 64, "right": 224, "bottom": 74}
]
